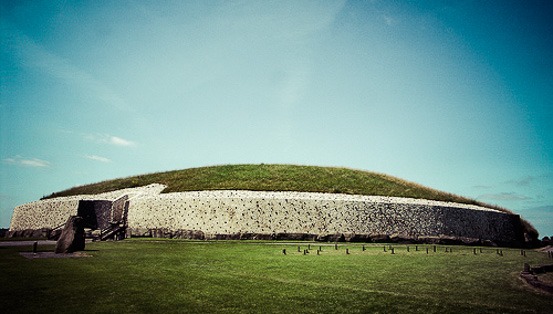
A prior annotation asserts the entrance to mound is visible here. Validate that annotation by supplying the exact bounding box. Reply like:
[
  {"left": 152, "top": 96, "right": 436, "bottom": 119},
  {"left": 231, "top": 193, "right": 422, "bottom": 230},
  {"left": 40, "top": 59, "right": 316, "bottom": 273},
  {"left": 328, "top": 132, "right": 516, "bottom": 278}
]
[{"left": 77, "top": 200, "right": 113, "bottom": 230}]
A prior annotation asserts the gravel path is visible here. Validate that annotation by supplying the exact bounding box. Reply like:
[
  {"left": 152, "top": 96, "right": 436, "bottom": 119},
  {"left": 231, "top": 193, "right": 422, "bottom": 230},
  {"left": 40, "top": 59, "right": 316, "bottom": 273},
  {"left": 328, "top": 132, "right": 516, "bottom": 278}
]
[{"left": 0, "top": 240, "right": 57, "bottom": 247}]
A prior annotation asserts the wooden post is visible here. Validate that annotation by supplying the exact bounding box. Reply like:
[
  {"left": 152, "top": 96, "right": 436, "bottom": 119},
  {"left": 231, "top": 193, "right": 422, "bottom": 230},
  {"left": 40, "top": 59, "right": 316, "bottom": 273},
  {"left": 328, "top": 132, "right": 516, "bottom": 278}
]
[
  {"left": 298, "top": 246, "right": 301, "bottom": 252},
  {"left": 363, "top": 245, "right": 365, "bottom": 251},
  {"left": 473, "top": 248, "right": 477, "bottom": 255},
  {"left": 317, "top": 250, "right": 320, "bottom": 255},
  {"left": 308, "top": 244, "right": 311, "bottom": 250},
  {"left": 346, "top": 248, "right": 350, "bottom": 255},
  {"left": 433, "top": 246, "right": 436, "bottom": 252},
  {"left": 416, "top": 245, "right": 418, "bottom": 251},
  {"left": 319, "top": 246, "right": 322, "bottom": 252},
  {"left": 384, "top": 246, "right": 387, "bottom": 252},
  {"left": 283, "top": 249, "right": 286, "bottom": 255},
  {"left": 391, "top": 248, "right": 395, "bottom": 254},
  {"left": 479, "top": 248, "right": 482, "bottom": 253},
  {"left": 335, "top": 244, "right": 338, "bottom": 250},
  {"left": 407, "top": 246, "right": 409, "bottom": 252},
  {"left": 426, "top": 248, "right": 429, "bottom": 254},
  {"left": 33, "top": 241, "right": 38, "bottom": 254}
]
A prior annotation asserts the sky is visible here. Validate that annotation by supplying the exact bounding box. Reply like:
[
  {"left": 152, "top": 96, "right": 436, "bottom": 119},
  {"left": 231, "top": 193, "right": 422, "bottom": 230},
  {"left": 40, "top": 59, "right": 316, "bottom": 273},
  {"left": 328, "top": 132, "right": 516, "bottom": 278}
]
[{"left": 1, "top": 0, "right": 552, "bottom": 237}]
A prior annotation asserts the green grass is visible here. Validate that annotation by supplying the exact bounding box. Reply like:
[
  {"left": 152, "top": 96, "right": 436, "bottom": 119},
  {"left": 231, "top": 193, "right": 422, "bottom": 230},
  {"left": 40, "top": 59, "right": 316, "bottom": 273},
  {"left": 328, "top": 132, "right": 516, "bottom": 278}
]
[
  {"left": 1, "top": 240, "right": 552, "bottom": 313},
  {"left": 43, "top": 164, "right": 479, "bottom": 203},
  {"left": 42, "top": 164, "right": 538, "bottom": 237}
]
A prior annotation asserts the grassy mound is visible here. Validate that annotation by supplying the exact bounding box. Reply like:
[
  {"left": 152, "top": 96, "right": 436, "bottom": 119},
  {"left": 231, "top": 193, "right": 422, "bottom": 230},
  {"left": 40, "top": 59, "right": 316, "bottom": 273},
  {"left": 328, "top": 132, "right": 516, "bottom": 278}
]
[
  {"left": 47, "top": 164, "right": 474, "bottom": 202},
  {"left": 43, "top": 164, "right": 538, "bottom": 236}
]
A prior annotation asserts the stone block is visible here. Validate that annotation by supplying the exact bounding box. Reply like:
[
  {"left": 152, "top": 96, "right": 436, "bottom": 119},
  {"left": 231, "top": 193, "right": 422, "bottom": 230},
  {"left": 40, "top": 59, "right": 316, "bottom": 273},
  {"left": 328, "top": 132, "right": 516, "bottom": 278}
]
[{"left": 55, "top": 216, "right": 85, "bottom": 253}]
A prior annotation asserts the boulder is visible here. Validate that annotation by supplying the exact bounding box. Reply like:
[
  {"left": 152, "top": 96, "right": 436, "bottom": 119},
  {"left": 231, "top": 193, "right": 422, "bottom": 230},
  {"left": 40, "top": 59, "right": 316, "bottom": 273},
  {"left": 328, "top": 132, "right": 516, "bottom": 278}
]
[{"left": 55, "top": 216, "right": 85, "bottom": 253}]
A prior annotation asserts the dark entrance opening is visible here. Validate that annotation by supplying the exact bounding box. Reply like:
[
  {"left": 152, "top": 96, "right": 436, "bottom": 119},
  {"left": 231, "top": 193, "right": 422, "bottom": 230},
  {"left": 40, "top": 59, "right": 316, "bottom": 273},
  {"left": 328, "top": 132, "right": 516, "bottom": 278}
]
[{"left": 77, "top": 200, "right": 99, "bottom": 229}]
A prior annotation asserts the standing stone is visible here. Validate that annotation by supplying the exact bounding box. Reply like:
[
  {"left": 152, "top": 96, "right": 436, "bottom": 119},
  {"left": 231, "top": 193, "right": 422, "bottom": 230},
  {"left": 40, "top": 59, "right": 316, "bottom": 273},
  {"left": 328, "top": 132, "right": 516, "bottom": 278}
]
[{"left": 55, "top": 216, "right": 85, "bottom": 253}]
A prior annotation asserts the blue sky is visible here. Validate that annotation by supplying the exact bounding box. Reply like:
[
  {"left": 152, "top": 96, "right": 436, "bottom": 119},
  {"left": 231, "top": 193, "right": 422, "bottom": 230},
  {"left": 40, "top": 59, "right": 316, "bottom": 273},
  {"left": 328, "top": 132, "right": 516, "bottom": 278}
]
[{"left": 1, "top": 0, "right": 552, "bottom": 237}]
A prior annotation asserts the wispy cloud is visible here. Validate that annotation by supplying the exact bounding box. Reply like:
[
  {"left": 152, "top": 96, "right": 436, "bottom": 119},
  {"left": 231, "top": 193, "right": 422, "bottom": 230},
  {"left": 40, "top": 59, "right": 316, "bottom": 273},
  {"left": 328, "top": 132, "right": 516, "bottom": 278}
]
[
  {"left": 383, "top": 15, "right": 395, "bottom": 26},
  {"left": 504, "top": 176, "right": 535, "bottom": 186},
  {"left": 84, "top": 155, "right": 112, "bottom": 163},
  {"left": 3, "top": 155, "right": 51, "bottom": 168},
  {"left": 107, "top": 136, "right": 136, "bottom": 147},
  {"left": 83, "top": 133, "right": 137, "bottom": 147},
  {"left": 477, "top": 192, "right": 531, "bottom": 201}
]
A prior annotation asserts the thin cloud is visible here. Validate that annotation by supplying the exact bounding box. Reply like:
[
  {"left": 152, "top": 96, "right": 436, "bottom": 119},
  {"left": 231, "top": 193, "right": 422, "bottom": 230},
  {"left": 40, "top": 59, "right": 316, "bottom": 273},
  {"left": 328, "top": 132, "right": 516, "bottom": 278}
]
[
  {"left": 3, "top": 155, "right": 51, "bottom": 168},
  {"left": 383, "top": 15, "right": 395, "bottom": 26},
  {"left": 505, "top": 175, "right": 535, "bottom": 186},
  {"left": 84, "top": 155, "right": 112, "bottom": 163},
  {"left": 108, "top": 136, "right": 136, "bottom": 147},
  {"left": 477, "top": 192, "right": 531, "bottom": 201},
  {"left": 83, "top": 133, "right": 137, "bottom": 147}
]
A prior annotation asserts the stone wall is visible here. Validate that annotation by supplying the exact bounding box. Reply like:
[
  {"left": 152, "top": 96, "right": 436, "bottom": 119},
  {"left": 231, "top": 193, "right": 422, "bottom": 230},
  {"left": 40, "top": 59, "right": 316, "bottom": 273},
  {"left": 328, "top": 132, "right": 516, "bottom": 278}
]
[
  {"left": 8, "top": 184, "right": 525, "bottom": 246},
  {"left": 125, "top": 189, "right": 524, "bottom": 246},
  {"left": 9, "top": 198, "right": 80, "bottom": 231}
]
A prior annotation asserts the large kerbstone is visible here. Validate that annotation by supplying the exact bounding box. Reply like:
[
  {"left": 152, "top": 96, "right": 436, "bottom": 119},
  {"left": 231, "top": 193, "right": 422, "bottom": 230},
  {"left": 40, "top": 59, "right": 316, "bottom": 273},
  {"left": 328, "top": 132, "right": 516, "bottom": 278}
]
[{"left": 55, "top": 216, "right": 85, "bottom": 253}]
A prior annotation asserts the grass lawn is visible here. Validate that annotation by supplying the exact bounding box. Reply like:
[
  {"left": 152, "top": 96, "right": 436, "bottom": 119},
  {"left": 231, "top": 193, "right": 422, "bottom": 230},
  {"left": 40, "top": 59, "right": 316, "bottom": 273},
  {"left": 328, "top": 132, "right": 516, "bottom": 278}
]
[{"left": 1, "top": 240, "right": 552, "bottom": 313}]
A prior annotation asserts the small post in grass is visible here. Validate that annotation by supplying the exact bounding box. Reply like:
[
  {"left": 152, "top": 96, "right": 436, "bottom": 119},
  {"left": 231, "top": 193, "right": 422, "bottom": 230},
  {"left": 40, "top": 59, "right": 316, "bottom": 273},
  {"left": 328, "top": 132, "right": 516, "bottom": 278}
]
[
  {"left": 298, "top": 246, "right": 301, "bottom": 252},
  {"left": 433, "top": 246, "right": 436, "bottom": 253},
  {"left": 308, "top": 244, "right": 311, "bottom": 250},
  {"left": 317, "top": 250, "right": 320, "bottom": 255},
  {"left": 319, "top": 246, "right": 322, "bottom": 252},
  {"left": 473, "top": 248, "right": 477, "bottom": 255},
  {"left": 416, "top": 245, "right": 418, "bottom": 251},
  {"left": 523, "top": 263, "right": 530, "bottom": 273},
  {"left": 283, "top": 249, "right": 286, "bottom": 255},
  {"left": 346, "top": 248, "right": 350, "bottom": 255},
  {"left": 363, "top": 245, "right": 365, "bottom": 251},
  {"left": 33, "top": 241, "right": 38, "bottom": 254},
  {"left": 500, "top": 250, "right": 503, "bottom": 256},
  {"left": 391, "top": 247, "right": 395, "bottom": 254},
  {"left": 426, "top": 247, "right": 429, "bottom": 254},
  {"left": 407, "top": 246, "right": 410, "bottom": 252},
  {"left": 335, "top": 244, "right": 338, "bottom": 250},
  {"left": 479, "top": 248, "right": 483, "bottom": 253},
  {"left": 384, "top": 246, "right": 387, "bottom": 252},
  {"left": 445, "top": 247, "right": 449, "bottom": 253}
]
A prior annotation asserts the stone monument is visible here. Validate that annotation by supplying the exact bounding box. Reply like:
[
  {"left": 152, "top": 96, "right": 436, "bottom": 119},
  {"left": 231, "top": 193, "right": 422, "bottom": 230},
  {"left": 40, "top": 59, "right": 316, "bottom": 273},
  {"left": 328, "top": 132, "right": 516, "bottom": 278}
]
[{"left": 55, "top": 216, "right": 85, "bottom": 253}]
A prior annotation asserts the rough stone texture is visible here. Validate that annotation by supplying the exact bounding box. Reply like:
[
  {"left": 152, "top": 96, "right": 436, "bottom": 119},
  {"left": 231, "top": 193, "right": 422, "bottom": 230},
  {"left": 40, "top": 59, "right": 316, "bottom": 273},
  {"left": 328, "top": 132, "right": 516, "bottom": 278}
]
[
  {"left": 521, "top": 264, "right": 553, "bottom": 294},
  {"left": 9, "top": 184, "right": 526, "bottom": 247},
  {"left": 55, "top": 216, "right": 85, "bottom": 253}
]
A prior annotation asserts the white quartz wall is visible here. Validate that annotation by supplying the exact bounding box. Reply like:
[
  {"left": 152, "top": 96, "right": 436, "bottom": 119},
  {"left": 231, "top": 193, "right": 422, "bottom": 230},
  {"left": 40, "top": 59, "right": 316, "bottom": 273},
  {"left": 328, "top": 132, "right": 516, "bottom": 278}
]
[
  {"left": 9, "top": 185, "right": 522, "bottom": 245},
  {"left": 9, "top": 199, "right": 79, "bottom": 230},
  {"left": 126, "top": 190, "right": 520, "bottom": 244}
]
